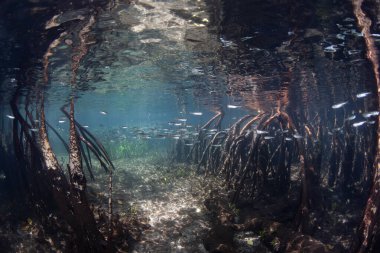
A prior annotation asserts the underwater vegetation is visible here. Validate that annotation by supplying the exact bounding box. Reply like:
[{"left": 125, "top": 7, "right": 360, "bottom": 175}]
[{"left": 105, "top": 139, "right": 151, "bottom": 160}]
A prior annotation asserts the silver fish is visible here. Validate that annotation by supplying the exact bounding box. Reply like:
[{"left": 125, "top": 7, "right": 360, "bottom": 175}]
[
  {"left": 353, "top": 121, "right": 366, "bottom": 127},
  {"left": 178, "top": 118, "right": 187, "bottom": 122},
  {"left": 293, "top": 134, "right": 303, "bottom": 139},
  {"left": 256, "top": 130, "right": 268, "bottom": 135},
  {"left": 346, "top": 115, "right": 356, "bottom": 121},
  {"left": 241, "top": 36, "right": 253, "bottom": 41},
  {"left": 58, "top": 120, "right": 66, "bottom": 123},
  {"left": 227, "top": 104, "right": 241, "bottom": 109},
  {"left": 30, "top": 128, "right": 38, "bottom": 132},
  {"left": 348, "top": 50, "right": 360, "bottom": 55},
  {"left": 356, "top": 92, "right": 371, "bottom": 98},
  {"left": 6, "top": 115, "right": 15, "bottom": 119},
  {"left": 83, "top": 125, "right": 89, "bottom": 128},
  {"left": 100, "top": 111, "right": 107, "bottom": 115},
  {"left": 285, "top": 137, "right": 293, "bottom": 141},
  {"left": 324, "top": 45, "right": 338, "bottom": 53},
  {"left": 121, "top": 126, "right": 128, "bottom": 129},
  {"left": 333, "top": 127, "right": 343, "bottom": 132},
  {"left": 264, "top": 136, "right": 274, "bottom": 140},
  {"left": 332, "top": 101, "right": 348, "bottom": 109},
  {"left": 336, "top": 34, "right": 345, "bottom": 40},
  {"left": 190, "top": 112, "right": 203, "bottom": 116},
  {"left": 362, "top": 111, "right": 379, "bottom": 118}
]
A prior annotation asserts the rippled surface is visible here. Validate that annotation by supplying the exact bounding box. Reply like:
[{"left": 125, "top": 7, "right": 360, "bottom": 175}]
[{"left": 0, "top": 0, "right": 378, "bottom": 135}]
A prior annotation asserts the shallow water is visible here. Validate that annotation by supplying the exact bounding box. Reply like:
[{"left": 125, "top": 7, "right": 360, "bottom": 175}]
[
  {"left": 87, "top": 157, "right": 215, "bottom": 253},
  {"left": 1, "top": 0, "right": 380, "bottom": 252}
]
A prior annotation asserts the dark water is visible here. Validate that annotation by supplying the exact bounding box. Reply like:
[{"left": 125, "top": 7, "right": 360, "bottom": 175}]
[{"left": 0, "top": 0, "right": 380, "bottom": 252}]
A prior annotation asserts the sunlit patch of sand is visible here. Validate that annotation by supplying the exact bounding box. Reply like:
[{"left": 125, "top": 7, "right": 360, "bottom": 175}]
[{"left": 91, "top": 157, "right": 216, "bottom": 252}]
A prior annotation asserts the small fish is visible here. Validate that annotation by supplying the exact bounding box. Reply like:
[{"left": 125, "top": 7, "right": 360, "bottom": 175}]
[
  {"left": 191, "top": 68, "right": 204, "bottom": 75},
  {"left": 352, "top": 30, "right": 364, "bottom": 37},
  {"left": 367, "top": 120, "right": 376, "bottom": 124},
  {"left": 121, "top": 126, "right": 128, "bottom": 129},
  {"left": 345, "top": 115, "right": 356, "bottom": 121},
  {"left": 30, "top": 128, "right": 38, "bottom": 132},
  {"left": 333, "top": 127, "right": 343, "bottom": 132},
  {"left": 344, "top": 17, "right": 355, "bottom": 22},
  {"left": 362, "top": 111, "right": 379, "bottom": 118},
  {"left": 348, "top": 50, "right": 360, "bottom": 55},
  {"left": 174, "top": 123, "right": 182, "bottom": 126},
  {"left": 293, "top": 134, "right": 303, "bottom": 139},
  {"left": 336, "top": 34, "right": 345, "bottom": 40},
  {"left": 173, "top": 135, "right": 180, "bottom": 139},
  {"left": 34, "top": 120, "right": 40, "bottom": 123},
  {"left": 256, "top": 130, "right": 268, "bottom": 135},
  {"left": 356, "top": 91, "right": 371, "bottom": 98},
  {"left": 371, "top": 33, "right": 380, "bottom": 37},
  {"left": 6, "top": 115, "right": 15, "bottom": 119},
  {"left": 285, "top": 137, "right": 293, "bottom": 141},
  {"left": 353, "top": 121, "right": 366, "bottom": 127},
  {"left": 227, "top": 104, "right": 241, "bottom": 109},
  {"left": 332, "top": 101, "right": 348, "bottom": 109},
  {"left": 264, "top": 136, "right": 274, "bottom": 140},
  {"left": 0, "top": 173, "right": 6, "bottom": 179},
  {"left": 324, "top": 45, "right": 339, "bottom": 53},
  {"left": 100, "top": 111, "right": 107, "bottom": 115},
  {"left": 185, "top": 143, "right": 194, "bottom": 146},
  {"left": 220, "top": 37, "right": 236, "bottom": 47},
  {"left": 58, "top": 120, "right": 66, "bottom": 123},
  {"left": 212, "top": 144, "right": 222, "bottom": 147},
  {"left": 190, "top": 112, "right": 203, "bottom": 116},
  {"left": 178, "top": 118, "right": 187, "bottom": 122},
  {"left": 83, "top": 125, "right": 89, "bottom": 128},
  {"left": 241, "top": 36, "right": 253, "bottom": 41}
]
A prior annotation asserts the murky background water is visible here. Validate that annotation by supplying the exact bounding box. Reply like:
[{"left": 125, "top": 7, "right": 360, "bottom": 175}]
[{"left": 1, "top": 0, "right": 380, "bottom": 252}]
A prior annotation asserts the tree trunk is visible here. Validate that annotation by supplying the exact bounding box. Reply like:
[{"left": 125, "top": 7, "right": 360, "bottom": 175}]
[{"left": 352, "top": 0, "right": 380, "bottom": 252}]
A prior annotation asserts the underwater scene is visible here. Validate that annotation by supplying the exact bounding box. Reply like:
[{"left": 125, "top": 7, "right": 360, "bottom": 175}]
[{"left": 1, "top": 0, "right": 380, "bottom": 252}]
